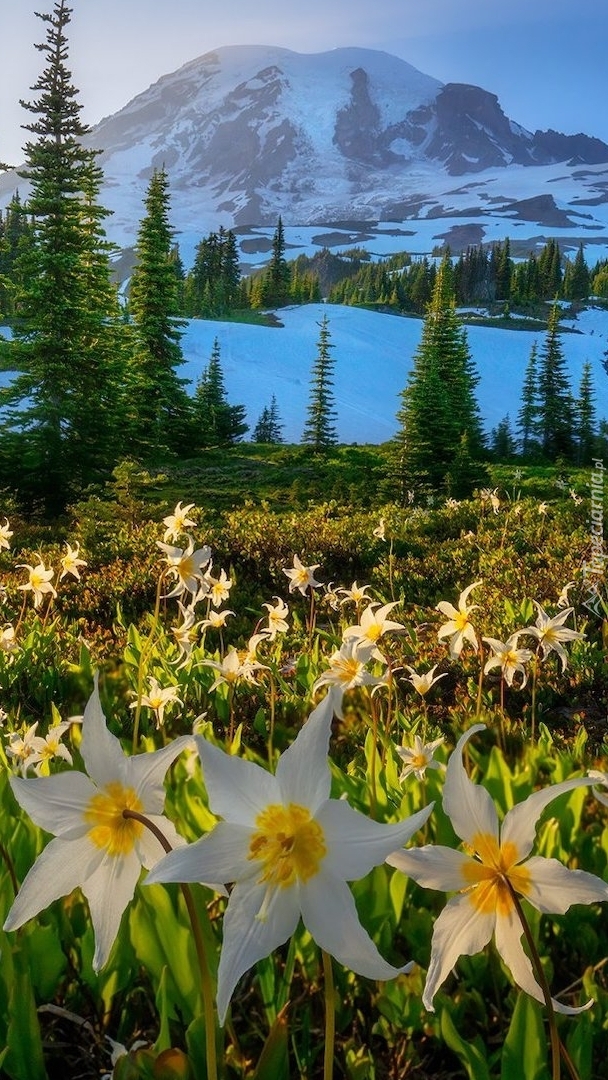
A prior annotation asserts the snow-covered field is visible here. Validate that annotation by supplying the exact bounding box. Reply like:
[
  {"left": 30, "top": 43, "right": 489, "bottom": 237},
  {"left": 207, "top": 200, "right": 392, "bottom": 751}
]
[
  {"left": 2, "top": 303, "right": 606, "bottom": 444},
  {"left": 178, "top": 303, "right": 608, "bottom": 444}
]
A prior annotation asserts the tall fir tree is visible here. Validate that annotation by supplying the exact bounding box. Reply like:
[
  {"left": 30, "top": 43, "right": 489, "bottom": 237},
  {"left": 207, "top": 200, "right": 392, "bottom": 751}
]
[
  {"left": 301, "top": 314, "right": 338, "bottom": 449},
  {"left": 575, "top": 360, "right": 597, "bottom": 464},
  {"left": 128, "top": 167, "right": 191, "bottom": 455},
  {"left": 0, "top": 0, "right": 126, "bottom": 513},
  {"left": 536, "top": 303, "right": 575, "bottom": 460},
  {"left": 517, "top": 342, "right": 539, "bottom": 458},
  {"left": 563, "top": 243, "right": 590, "bottom": 302},
  {"left": 391, "top": 257, "right": 486, "bottom": 499},
  {"left": 193, "top": 338, "right": 248, "bottom": 447}
]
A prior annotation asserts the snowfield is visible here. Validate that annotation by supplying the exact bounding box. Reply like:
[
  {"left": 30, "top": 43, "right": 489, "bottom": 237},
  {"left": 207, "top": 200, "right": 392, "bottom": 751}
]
[{"left": 178, "top": 303, "right": 608, "bottom": 444}]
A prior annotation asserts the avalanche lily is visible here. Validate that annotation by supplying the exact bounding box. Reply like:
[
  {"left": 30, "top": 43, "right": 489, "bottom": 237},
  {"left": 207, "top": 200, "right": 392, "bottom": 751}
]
[
  {"left": 147, "top": 693, "right": 432, "bottom": 1025},
  {"left": 396, "top": 735, "right": 444, "bottom": 782},
  {"left": 17, "top": 560, "right": 57, "bottom": 609},
  {"left": 162, "top": 501, "right": 198, "bottom": 542},
  {"left": 404, "top": 664, "right": 448, "bottom": 697},
  {"left": 343, "top": 601, "right": 404, "bottom": 660},
  {"left": 436, "top": 581, "right": 482, "bottom": 657},
  {"left": 157, "top": 537, "right": 211, "bottom": 599},
  {"left": 482, "top": 634, "right": 533, "bottom": 688},
  {"left": 4, "top": 678, "right": 194, "bottom": 970},
  {"left": 388, "top": 724, "right": 608, "bottom": 1014},
  {"left": 523, "top": 602, "right": 585, "bottom": 671},
  {"left": 283, "top": 554, "right": 322, "bottom": 595},
  {"left": 59, "top": 541, "right": 87, "bottom": 581}
]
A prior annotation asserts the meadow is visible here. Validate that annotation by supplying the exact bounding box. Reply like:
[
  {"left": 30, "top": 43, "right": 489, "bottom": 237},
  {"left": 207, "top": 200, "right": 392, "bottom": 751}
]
[{"left": 0, "top": 449, "right": 607, "bottom": 1080}]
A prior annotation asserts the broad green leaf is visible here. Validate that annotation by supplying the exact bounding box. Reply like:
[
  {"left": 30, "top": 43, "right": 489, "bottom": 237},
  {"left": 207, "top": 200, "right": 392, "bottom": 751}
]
[{"left": 501, "top": 993, "right": 549, "bottom": 1080}]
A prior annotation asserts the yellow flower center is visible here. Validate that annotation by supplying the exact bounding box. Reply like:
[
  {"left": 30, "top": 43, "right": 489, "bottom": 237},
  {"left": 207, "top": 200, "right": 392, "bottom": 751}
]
[
  {"left": 84, "top": 781, "right": 145, "bottom": 857},
  {"left": 410, "top": 753, "right": 428, "bottom": 769},
  {"left": 365, "top": 624, "right": 382, "bottom": 642},
  {"left": 334, "top": 657, "right": 363, "bottom": 684},
  {"left": 248, "top": 803, "right": 326, "bottom": 891},
  {"left": 462, "top": 832, "right": 531, "bottom": 916},
  {"left": 454, "top": 611, "right": 470, "bottom": 631}
]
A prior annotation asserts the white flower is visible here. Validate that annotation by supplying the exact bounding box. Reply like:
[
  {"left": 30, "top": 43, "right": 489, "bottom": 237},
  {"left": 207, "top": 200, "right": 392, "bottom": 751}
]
[
  {"left": 339, "top": 581, "right": 372, "bottom": 606},
  {"left": 59, "top": 542, "right": 87, "bottom": 581},
  {"left": 0, "top": 519, "right": 13, "bottom": 551},
  {"left": 201, "top": 609, "right": 235, "bottom": 632},
  {"left": 171, "top": 602, "right": 201, "bottom": 662},
  {"left": 313, "top": 638, "right": 387, "bottom": 720},
  {"left": 404, "top": 665, "right": 448, "bottom": 697},
  {"left": 146, "top": 694, "right": 433, "bottom": 1024},
  {"left": 436, "top": 581, "right": 482, "bottom": 658},
  {"left": 342, "top": 601, "right": 404, "bottom": 661},
  {"left": 17, "top": 561, "right": 57, "bottom": 608},
  {"left": 396, "top": 735, "right": 444, "bottom": 782},
  {"left": 130, "top": 677, "right": 183, "bottom": 728},
  {"left": 261, "top": 597, "right": 289, "bottom": 640},
  {"left": 206, "top": 567, "right": 233, "bottom": 608},
  {"left": 0, "top": 625, "right": 17, "bottom": 654},
  {"left": 482, "top": 634, "right": 533, "bottom": 689},
  {"left": 6, "top": 722, "right": 40, "bottom": 774},
  {"left": 157, "top": 537, "right": 211, "bottom": 599},
  {"left": 4, "top": 678, "right": 195, "bottom": 970},
  {"left": 28, "top": 722, "right": 73, "bottom": 775},
  {"left": 522, "top": 602, "right": 585, "bottom": 671},
  {"left": 162, "top": 502, "right": 198, "bottom": 543},
  {"left": 372, "top": 518, "right": 386, "bottom": 541},
  {"left": 388, "top": 724, "right": 608, "bottom": 1014},
  {"left": 282, "top": 555, "right": 322, "bottom": 596}
]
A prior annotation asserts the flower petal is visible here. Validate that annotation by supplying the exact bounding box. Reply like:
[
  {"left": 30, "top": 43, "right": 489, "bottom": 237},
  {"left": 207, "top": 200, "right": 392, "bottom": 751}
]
[
  {"left": 500, "top": 777, "right": 599, "bottom": 861},
  {"left": 422, "top": 892, "right": 495, "bottom": 1011},
  {"left": 319, "top": 800, "right": 433, "bottom": 880},
  {"left": 216, "top": 880, "right": 300, "bottom": 1025},
  {"left": 9, "top": 772, "right": 96, "bottom": 839},
  {"left": 126, "top": 736, "right": 193, "bottom": 813},
  {"left": 387, "top": 845, "right": 475, "bottom": 893},
  {"left": 80, "top": 677, "right": 128, "bottom": 788},
  {"left": 82, "top": 850, "right": 142, "bottom": 970},
  {"left": 442, "top": 724, "right": 497, "bottom": 846},
  {"left": 4, "top": 835, "right": 103, "bottom": 931},
  {"left": 300, "top": 869, "right": 408, "bottom": 981},
  {"left": 522, "top": 856, "right": 608, "bottom": 914},
  {"left": 146, "top": 821, "right": 253, "bottom": 888},
  {"left": 494, "top": 906, "right": 593, "bottom": 1015},
  {"left": 195, "top": 737, "right": 280, "bottom": 825},
  {"left": 275, "top": 694, "right": 333, "bottom": 812}
]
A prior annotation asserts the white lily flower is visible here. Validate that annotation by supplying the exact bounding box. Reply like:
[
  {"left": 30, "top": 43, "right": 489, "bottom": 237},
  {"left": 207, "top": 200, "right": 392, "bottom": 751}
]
[
  {"left": 4, "top": 678, "right": 195, "bottom": 971},
  {"left": 162, "top": 501, "right": 198, "bottom": 543},
  {"left": 343, "top": 601, "right": 404, "bottom": 661},
  {"left": 0, "top": 519, "right": 13, "bottom": 550},
  {"left": 157, "top": 536, "right": 211, "bottom": 599},
  {"left": 17, "top": 560, "right": 57, "bottom": 609},
  {"left": 482, "top": 634, "right": 533, "bottom": 688},
  {"left": 522, "top": 602, "right": 585, "bottom": 671},
  {"left": 396, "top": 735, "right": 444, "bottom": 782},
  {"left": 282, "top": 554, "right": 322, "bottom": 595},
  {"left": 388, "top": 724, "right": 608, "bottom": 1014},
  {"left": 436, "top": 581, "right": 482, "bottom": 658},
  {"left": 260, "top": 596, "right": 290, "bottom": 640},
  {"left": 146, "top": 694, "right": 433, "bottom": 1025},
  {"left": 312, "top": 638, "right": 387, "bottom": 718},
  {"left": 59, "top": 542, "right": 87, "bottom": 581},
  {"left": 404, "top": 664, "right": 448, "bottom": 697}
]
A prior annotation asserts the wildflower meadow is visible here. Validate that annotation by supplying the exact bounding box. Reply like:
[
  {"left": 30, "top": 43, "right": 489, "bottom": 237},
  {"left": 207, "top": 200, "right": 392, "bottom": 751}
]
[{"left": 0, "top": 466, "right": 606, "bottom": 1080}]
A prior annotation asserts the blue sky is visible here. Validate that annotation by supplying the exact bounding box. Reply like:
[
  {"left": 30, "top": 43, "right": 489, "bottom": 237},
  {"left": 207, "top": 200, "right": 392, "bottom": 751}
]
[{"left": 1, "top": 0, "right": 605, "bottom": 165}]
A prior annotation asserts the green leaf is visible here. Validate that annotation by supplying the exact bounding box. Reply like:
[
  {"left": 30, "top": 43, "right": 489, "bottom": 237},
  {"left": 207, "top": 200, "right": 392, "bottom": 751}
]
[
  {"left": 3, "top": 939, "right": 47, "bottom": 1080},
  {"left": 440, "top": 1007, "right": 491, "bottom": 1080},
  {"left": 501, "top": 993, "right": 549, "bottom": 1080},
  {"left": 253, "top": 1004, "right": 289, "bottom": 1080}
]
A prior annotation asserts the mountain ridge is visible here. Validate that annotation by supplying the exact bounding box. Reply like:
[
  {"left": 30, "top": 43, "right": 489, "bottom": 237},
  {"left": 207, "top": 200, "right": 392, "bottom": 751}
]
[{"left": 2, "top": 44, "right": 608, "bottom": 255}]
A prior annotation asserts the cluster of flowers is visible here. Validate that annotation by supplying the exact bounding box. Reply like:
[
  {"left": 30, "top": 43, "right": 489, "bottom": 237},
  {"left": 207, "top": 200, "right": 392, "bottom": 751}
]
[{"left": 1, "top": 502, "right": 605, "bottom": 1033}]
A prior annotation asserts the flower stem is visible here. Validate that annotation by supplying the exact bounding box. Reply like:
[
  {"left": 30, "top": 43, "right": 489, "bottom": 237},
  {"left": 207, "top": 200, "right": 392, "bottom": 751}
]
[
  {"left": 506, "top": 883, "right": 572, "bottom": 1080},
  {"left": 475, "top": 643, "right": 484, "bottom": 720},
  {"left": 123, "top": 809, "right": 219, "bottom": 1080},
  {"left": 322, "top": 949, "right": 335, "bottom": 1080}
]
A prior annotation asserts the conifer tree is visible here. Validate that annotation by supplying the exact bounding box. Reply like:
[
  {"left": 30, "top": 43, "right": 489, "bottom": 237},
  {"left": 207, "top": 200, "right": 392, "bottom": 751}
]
[
  {"left": 253, "top": 395, "right": 284, "bottom": 443},
  {"left": 517, "top": 343, "right": 539, "bottom": 458},
  {"left": 1, "top": 0, "right": 126, "bottom": 513},
  {"left": 128, "top": 167, "right": 190, "bottom": 454},
  {"left": 563, "top": 243, "right": 590, "bottom": 302},
  {"left": 490, "top": 415, "right": 517, "bottom": 460},
  {"left": 391, "top": 258, "right": 485, "bottom": 498},
  {"left": 575, "top": 360, "right": 597, "bottom": 464},
  {"left": 536, "top": 303, "right": 575, "bottom": 460},
  {"left": 193, "top": 338, "right": 248, "bottom": 447},
  {"left": 302, "top": 314, "right": 338, "bottom": 449}
]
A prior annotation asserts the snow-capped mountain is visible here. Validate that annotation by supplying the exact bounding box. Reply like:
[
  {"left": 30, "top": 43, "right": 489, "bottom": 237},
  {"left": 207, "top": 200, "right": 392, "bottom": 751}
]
[{"left": 2, "top": 45, "right": 608, "bottom": 260}]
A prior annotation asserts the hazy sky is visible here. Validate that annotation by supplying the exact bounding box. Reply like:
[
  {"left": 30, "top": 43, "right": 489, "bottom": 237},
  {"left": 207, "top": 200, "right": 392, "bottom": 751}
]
[{"left": 1, "top": 0, "right": 605, "bottom": 165}]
